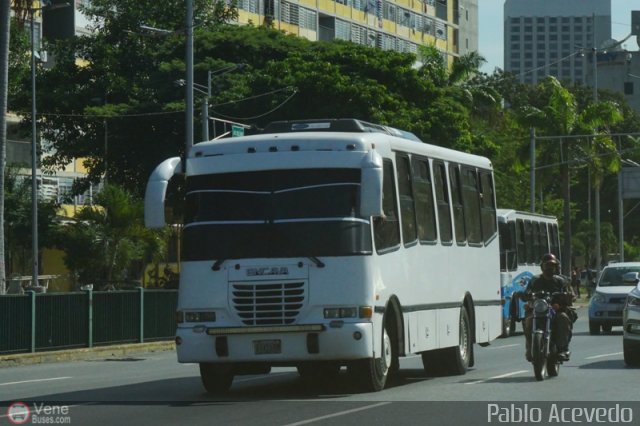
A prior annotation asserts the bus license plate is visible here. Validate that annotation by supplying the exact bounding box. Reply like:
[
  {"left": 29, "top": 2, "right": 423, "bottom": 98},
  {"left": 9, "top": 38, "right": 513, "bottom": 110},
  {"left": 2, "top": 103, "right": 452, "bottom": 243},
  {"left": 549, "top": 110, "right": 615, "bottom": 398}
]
[{"left": 254, "top": 339, "right": 281, "bottom": 355}]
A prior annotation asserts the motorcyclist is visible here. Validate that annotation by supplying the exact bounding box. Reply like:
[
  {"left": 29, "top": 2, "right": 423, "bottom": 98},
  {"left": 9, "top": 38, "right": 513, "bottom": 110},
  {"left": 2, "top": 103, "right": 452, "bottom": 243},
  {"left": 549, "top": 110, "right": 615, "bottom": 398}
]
[{"left": 523, "top": 253, "right": 576, "bottom": 362}]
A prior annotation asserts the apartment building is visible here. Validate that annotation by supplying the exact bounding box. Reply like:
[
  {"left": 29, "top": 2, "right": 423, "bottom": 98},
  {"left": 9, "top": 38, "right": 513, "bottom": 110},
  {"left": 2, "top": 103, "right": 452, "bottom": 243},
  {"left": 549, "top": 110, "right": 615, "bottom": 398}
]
[
  {"left": 235, "top": 0, "right": 477, "bottom": 64},
  {"left": 504, "top": 0, "right": 611, "bottom": 85}
]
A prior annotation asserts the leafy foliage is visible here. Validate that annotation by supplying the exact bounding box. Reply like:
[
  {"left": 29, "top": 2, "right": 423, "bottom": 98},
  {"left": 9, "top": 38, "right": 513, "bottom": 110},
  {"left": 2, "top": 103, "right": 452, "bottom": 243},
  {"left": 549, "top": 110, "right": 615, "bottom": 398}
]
[
  {"left": 52, "top": 184, "right": 168, "bottom": 287},
  {"left": 5, "top": 1, "right": 640, "bottom": 274}
]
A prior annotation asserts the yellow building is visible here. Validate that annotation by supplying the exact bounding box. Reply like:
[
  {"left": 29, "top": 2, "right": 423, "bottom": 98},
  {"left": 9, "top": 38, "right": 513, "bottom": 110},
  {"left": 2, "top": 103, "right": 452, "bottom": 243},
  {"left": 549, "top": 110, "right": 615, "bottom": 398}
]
[{"left": 235, "top": 0, "right": 475, "bottom": 66}]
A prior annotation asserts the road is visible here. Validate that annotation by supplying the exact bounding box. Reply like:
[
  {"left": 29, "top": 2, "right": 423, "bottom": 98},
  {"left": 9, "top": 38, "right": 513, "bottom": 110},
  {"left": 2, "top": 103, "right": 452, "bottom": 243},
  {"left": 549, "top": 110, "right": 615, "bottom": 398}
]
[{"left": 1, "top": 306, "right": 639, "bottom": 425}]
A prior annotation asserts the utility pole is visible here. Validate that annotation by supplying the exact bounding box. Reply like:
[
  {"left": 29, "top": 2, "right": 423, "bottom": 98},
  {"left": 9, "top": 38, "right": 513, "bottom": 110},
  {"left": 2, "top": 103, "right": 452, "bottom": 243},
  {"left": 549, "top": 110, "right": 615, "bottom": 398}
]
[
  {"left": 530, "top": 127, "right": 535, "bottom": 213},
  {"left": 0, "top": 0, "right": 10, "bottom": 294},
  {"left": 185, "top": 0, "right": 193, "bottom": 155},
  {"left": 592, "top": 13, "right": 601, "bottom": 273},
  {"left": 31, "top": 6, "right": 39, "bottom": 289}
]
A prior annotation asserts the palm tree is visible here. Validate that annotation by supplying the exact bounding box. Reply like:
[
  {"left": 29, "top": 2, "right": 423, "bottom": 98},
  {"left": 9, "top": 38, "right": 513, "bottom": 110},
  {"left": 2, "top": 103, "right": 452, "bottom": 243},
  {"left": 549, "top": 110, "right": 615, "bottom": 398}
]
[
  {"left": 55, "top": 184, "right": 168, "bottom": 288},
  {"left": 517, "top": 77, "right": 622, "bottom": 274}
]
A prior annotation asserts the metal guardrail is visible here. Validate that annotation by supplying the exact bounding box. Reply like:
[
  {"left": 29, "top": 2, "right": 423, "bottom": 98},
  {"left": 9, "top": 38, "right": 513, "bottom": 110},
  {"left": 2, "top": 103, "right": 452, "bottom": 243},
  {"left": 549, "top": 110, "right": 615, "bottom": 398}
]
[{"left": 0, "top": 289, "right": 177, "bottom": 355}]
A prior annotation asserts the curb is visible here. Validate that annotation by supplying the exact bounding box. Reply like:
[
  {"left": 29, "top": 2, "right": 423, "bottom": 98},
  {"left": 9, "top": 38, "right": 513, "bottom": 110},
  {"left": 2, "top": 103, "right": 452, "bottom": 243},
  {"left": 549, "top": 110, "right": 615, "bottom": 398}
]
[{"left": 0, "top": 341, "right": 176, "bottom": 368}]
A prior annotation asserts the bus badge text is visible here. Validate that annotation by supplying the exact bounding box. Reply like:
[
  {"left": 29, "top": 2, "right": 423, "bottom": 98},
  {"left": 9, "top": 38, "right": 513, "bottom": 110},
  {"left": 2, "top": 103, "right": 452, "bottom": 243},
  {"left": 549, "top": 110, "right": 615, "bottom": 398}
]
[{"left": 247, "top": 267, "right": 289, "bottom": 276}]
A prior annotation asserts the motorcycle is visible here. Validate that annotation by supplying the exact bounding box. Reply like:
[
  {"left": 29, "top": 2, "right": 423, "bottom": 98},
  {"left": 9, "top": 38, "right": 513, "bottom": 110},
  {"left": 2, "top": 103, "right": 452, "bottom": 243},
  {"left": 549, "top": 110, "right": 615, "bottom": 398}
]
[{"left": 528, "top": 291, "right": 572, "bottom": 381}]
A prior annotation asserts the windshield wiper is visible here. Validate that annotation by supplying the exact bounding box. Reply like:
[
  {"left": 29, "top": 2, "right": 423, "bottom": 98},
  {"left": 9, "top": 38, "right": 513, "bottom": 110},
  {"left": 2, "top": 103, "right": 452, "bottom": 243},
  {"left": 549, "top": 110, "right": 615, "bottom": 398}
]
[
  {"left": 212, "top": 259, "right": 226, "bottom": 271},
  {"left": 308, "top": 256, "right": 325, "bottom": 268}
]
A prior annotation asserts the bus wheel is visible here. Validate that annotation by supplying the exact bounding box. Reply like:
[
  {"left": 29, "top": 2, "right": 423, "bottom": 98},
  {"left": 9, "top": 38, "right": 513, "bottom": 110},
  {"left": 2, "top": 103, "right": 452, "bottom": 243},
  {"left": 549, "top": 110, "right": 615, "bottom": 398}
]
[
  {"left": 350, "top": 323, "right": 392, "bottom": 392},
  {"left": 199, "top": 363, "right": 234, "bottom": 394},
  {"left": 442, "top": 308, "right": 471, "bottom": 375},
  {"left": 421, "top": 349, "right": 443, "bottom": 376},
  {"left": 501, "top": 317, "right": 511, "bottom": 338}
]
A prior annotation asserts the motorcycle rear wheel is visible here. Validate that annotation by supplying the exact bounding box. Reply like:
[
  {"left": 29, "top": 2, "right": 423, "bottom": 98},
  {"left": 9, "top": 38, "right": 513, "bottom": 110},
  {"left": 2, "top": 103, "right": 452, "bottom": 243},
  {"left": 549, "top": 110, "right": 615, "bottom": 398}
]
[{"left": 532, "top": 333, "right": 547, "bottom": 381}]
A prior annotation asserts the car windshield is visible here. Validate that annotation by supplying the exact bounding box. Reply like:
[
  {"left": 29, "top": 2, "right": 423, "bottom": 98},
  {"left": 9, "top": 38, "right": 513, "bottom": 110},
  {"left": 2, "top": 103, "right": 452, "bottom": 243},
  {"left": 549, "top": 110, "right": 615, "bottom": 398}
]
[
  {"left": 182, "top": 168, "right": 373, "bottom": 260},
  {"left": 599, "top": 267, "right": 640, "bottom": 287}
]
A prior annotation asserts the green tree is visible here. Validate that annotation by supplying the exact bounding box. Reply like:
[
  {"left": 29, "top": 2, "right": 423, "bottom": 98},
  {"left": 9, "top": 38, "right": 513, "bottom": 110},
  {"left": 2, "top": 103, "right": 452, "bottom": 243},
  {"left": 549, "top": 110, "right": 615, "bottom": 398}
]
[
  {"left": 52, "top": 184, "right": 167, "bottom": 288},
  {"left": 514, "top": 77, "right": 622, "bottom": 273},
  {"left": 3, "top": 166, "right": 60, "bottom": 276}
]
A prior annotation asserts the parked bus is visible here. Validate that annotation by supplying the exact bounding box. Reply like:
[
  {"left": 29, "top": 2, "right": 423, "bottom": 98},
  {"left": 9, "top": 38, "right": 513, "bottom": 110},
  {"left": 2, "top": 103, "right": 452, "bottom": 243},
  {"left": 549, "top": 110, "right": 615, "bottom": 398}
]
[
  {"left": 144, "top": 119, "right": 502, "bottom": 393},
  {"left": 497, "top": 209, "right": 561, "bottom": 337}
]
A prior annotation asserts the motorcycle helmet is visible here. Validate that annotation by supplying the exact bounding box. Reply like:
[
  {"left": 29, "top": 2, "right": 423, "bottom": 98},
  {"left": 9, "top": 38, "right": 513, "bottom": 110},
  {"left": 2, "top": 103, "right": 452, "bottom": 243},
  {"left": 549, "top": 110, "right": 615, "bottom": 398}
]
[{"left": 540, "top": 253, "right": 559, "bottom": 267}]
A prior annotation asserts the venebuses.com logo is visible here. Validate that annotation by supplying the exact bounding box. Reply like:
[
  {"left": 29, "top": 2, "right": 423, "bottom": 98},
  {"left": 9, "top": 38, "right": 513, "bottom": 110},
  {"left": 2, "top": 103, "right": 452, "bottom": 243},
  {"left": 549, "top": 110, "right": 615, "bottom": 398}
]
[
  {"left": 6, "top": 402, "right": 30, "bottom": 424},
  {"left": 6, "top": 402, "right": 71, "bottom": 424}
]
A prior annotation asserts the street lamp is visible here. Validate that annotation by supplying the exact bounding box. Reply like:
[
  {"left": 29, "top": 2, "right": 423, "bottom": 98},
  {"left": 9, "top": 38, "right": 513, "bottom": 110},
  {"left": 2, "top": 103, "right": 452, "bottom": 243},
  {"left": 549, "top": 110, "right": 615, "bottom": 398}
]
[
  {"left": 29, "top": 1, "right": 69, "bottom": 289},
  {"left": 175, "top": 63, "right": 246, "bottom": 142},
  {"left": 139, "top": 0, "right": 194, "bottom": 161}
]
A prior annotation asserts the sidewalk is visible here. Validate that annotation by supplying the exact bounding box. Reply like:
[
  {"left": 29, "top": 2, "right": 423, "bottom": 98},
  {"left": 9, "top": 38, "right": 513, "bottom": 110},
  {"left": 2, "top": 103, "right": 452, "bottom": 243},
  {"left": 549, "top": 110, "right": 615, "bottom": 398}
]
[
  {"left": 0, "top": 341, "right": 175, "bottom": 368},
  {"left": 573, "top": 293, "right": 591, "bottom": 308}
]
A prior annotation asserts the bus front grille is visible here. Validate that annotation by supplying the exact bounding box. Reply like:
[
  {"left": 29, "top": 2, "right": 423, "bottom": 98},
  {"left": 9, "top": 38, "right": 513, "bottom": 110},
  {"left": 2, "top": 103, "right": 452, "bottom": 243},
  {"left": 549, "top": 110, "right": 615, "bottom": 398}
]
[{"left": 231, "top": 282, "right": 305, "bottom": 325}]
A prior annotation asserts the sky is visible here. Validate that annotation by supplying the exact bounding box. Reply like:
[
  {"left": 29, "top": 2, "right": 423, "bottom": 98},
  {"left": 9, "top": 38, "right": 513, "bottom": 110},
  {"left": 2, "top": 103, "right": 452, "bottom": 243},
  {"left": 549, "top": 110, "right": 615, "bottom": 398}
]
[{"left": 478, "top": 0, "right": 639, "bottom": 73}]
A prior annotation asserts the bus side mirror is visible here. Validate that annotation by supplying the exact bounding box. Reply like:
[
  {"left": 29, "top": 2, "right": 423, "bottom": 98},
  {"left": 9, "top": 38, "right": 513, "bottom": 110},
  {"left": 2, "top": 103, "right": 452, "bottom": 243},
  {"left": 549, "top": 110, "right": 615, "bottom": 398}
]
[
  {"left": 360, "top": 151, "right": 383, "bottom": 218},
  {"left": 145, "top": 157, "right": 182, "bottom": 228}
]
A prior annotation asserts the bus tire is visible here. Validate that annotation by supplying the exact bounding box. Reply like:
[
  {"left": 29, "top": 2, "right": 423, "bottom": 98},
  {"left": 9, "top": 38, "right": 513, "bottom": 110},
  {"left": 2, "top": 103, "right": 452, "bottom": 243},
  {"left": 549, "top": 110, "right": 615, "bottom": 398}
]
[
  {"left": 421, "top": 349, "right": 444, "bottom": 376},
  {"left": 349, "top": 322, "right": 392, "bottom": 392},
  {"left": 199, "top": 363, "right": 234, "bottom": 394},
  {"left": 509, "top": 317, "right": 517, "bottom": 336},
  {"left": 442, "top": 308, "right": 471, "bottom": 375},
  {"left": 501, "top": 317, "right": 511, "bottom": 338}
]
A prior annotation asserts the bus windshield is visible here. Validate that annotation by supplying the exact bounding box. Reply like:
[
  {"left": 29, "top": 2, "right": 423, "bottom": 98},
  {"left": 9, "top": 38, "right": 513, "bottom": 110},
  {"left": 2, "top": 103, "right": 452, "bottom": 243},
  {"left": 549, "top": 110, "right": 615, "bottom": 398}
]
[{"left": 182, "top": 168, "right": 373, "bottom": 261}]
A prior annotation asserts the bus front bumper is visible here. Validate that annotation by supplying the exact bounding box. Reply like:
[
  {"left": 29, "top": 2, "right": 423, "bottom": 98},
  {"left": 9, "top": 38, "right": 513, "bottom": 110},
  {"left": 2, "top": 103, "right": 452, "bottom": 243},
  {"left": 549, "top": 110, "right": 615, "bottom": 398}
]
[{"left": 175, "top": 322, "right": 374, "bottom": 363}]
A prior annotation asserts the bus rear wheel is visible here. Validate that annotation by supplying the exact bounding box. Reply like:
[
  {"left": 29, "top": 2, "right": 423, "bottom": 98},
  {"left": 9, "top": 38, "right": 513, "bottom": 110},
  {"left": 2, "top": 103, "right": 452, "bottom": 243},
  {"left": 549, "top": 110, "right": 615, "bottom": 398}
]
[
  {"left": 199, "top": 363, "right": 234, "bottom": 394},
  {"left": 442, "top": 308, "right": 471, "bottom": 375}
]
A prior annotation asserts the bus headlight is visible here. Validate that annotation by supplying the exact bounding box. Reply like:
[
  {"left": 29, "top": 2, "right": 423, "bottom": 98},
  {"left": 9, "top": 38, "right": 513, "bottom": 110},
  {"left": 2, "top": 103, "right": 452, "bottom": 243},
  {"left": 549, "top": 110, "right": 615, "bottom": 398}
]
[{"left": 323, "top": 306, "right": 372, "bottom": 319}]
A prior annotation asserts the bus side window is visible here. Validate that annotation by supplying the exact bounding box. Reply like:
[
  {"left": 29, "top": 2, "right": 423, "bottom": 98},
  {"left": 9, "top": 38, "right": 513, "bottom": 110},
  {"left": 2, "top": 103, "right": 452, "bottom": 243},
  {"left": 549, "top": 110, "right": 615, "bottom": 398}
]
[
  {"left": 461, "top": 167, "right": 482, "bottom": 245},
  {"left": 449, "top": 164, "right": 466, "bottom": 245},
  {"left": 479, "top": 171, "right": 497, "bottom": 242},
  {"left": 396, "top": 154, "right": 418, "bottom": 246},
  {"left": 532, "top": 220, "right": 541, "bottom": 262},
  {"left": 374, "top": 159, "right": 401, "bottom": 253},
  {"left": 433, "top": 161, "right": 453, "bottom": 244},
  {"left": 524, "top": 220, "right": 534, "bottom": 264},
  {"left": 516, "top": 219, "right": 526, "bottom": 265},
  {"left": 411, "top": 157, "right": 437, "bottom": 243}
]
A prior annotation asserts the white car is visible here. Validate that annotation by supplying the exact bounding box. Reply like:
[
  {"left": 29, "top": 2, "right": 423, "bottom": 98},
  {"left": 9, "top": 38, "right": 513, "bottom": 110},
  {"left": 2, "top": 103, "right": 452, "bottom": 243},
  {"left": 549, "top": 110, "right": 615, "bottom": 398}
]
[
  {"left": 589, "top": 262, "right": 640, "bottom": 334},
  {"left": 623, "top": 272, "right": 640, "bottom": 367}
]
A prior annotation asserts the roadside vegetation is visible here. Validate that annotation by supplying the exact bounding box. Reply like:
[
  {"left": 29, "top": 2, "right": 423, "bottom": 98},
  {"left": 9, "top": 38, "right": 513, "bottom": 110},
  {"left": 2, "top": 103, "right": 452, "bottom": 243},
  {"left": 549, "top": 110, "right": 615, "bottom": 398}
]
[{"left": 5, "top": 0, "right": 640, "bottom": 286}]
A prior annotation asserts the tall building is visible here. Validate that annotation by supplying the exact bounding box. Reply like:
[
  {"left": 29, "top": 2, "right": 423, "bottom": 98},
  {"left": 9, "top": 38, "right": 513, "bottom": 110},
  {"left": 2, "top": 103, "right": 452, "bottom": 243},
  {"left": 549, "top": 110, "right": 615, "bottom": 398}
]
[
  {"left": 458, "top": 0, "right": 478, "bottom": 55},
  {"left": 504, "top": 0, "right": 611, "bottom": 85},
  {"left": 235, "top": 0, "right": 478, "bottom": 65}
]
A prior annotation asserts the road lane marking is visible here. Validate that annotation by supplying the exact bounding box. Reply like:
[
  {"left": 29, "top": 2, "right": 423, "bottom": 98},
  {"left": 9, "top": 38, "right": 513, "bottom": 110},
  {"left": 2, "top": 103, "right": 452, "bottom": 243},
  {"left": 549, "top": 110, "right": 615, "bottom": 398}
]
[
  {"left": 282, "top": 402, "right": 391, "bottom": 426},
  {"left": 465, "top": 370, "right": 528, "bottom": 385},
  {"left": 585, "top": 352, "right": 623, "bottom": 360},
  {"left": 486, "top": 343, "right": 520, "bottom": 350},
  {"left": 0, "top": 376, "right": 72, "bottom": 386}
]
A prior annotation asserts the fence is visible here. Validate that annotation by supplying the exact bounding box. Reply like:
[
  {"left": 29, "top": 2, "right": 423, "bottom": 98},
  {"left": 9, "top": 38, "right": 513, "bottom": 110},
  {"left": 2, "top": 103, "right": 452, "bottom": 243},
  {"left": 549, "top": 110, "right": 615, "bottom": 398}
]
[{"left": 0, "top": 289, "right": 178, "bottom": 355}]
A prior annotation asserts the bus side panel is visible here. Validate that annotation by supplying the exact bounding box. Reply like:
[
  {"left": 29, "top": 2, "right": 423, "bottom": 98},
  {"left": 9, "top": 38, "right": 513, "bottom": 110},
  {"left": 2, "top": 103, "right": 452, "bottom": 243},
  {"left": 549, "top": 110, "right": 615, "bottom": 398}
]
[
  {"left": 438, "top": 308, "right": 460, "bottom": 348},
  {"left": 416, "top": 310, "right": 438, "bottom": 352}
]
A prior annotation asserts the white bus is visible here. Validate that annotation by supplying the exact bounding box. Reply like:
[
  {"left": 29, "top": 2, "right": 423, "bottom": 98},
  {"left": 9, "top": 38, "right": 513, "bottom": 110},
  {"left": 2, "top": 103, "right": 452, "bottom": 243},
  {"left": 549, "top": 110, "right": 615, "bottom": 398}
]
[
  {"left": 145, "top": 119, "right": 502, "bottom": 393},
  {"left": 497, "top": 209, "right": 561, "bottom": 337}
]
